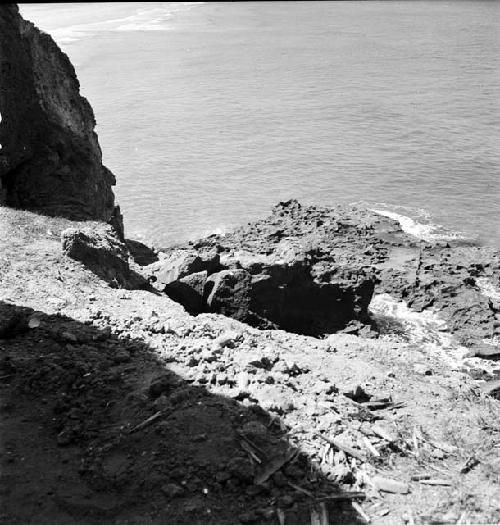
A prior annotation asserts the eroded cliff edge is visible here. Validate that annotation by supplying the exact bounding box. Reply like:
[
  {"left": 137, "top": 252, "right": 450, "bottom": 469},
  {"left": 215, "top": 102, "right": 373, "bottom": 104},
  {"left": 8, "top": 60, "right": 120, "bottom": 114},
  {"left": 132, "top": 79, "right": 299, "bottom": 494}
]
[{"left": 0, "top": 5, "right": 117, "bottom": 223}]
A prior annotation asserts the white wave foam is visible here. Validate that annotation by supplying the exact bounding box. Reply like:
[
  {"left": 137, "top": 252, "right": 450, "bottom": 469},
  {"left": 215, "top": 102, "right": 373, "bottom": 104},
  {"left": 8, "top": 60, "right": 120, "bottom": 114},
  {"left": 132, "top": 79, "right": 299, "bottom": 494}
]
[
  {"left": 33, "top": 3, "right": 202, "bottom": 45},
  {"left": 369, "top": 293, "right": 450, "bottom": 346},
  {"left": 371, "top": 209, "right": 435, "bottom": 240},
  {"left": 371, "top": 208, "right": 466, "bottom": 242},
  {"left": 202, "top": 225, "right": 227, "bottom": 237},
  {"left": 369, "top": 293, "right": 499, "bottom": 373},
  {"left": 472, "top": 277, "right": 500, "bottom": 351}
]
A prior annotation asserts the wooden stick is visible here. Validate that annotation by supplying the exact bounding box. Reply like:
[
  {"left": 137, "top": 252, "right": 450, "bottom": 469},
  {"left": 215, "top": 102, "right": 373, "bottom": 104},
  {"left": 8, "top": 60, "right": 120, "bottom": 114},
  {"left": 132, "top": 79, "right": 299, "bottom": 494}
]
[
  {"left": 418, "top": 479, "right": 451, "bottom": 486},
  {"left": 129, "top": 411, "right": 162, "bottom": 433},
  {"left": 287, "top": 481, "right": 314, "bottom": 498},
  {"left": 239, "top": 440, "right": 262, "bottom": 464},
  {"left": 316, "top": 433, "right": 366, "bottom": 462},
  {"left": 352, "top": 502, "right": 371, "bottom": 524},
  {"left": 316, "top": 491, "right": 366, "bottom": 502}
]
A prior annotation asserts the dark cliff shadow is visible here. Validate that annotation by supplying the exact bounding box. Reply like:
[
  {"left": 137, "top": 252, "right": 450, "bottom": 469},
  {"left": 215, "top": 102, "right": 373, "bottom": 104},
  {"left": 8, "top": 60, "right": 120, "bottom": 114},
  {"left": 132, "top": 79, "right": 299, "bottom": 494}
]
[
  {"left": 157, "top": 260, "right": 376, "bottom": 339},
  {"left": 0, "top": 301, "right": 366, "bottom": 525},
  {"left": 126, "top": 239, "right": 159, "bottom": 267},
  {"left": 247, "top": 266, "right": 375, "bottom": 337}
]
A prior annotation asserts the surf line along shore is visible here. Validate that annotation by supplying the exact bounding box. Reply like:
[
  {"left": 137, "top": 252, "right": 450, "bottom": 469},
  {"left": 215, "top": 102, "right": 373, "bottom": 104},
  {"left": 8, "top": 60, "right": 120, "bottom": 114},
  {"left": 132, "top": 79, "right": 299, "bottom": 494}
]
[{"left": 2, "top": 3, "right": 500, "bottom": 524}]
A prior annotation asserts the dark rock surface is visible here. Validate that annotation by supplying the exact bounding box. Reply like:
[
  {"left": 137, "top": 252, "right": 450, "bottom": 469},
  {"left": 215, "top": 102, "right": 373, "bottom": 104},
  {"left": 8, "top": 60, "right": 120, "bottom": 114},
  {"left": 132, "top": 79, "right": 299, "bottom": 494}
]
[
  {"left": 143, "top": 200, "right": 380, "bottom": 335},
  {"left": 144, "top": 200, "right": 500, "bottom": 349},
  {"left": 0, "top": 5, "right": 117, "bottom": 223},
  {"left": 147, "top": 249, "right": 221, "bottom": 293}
]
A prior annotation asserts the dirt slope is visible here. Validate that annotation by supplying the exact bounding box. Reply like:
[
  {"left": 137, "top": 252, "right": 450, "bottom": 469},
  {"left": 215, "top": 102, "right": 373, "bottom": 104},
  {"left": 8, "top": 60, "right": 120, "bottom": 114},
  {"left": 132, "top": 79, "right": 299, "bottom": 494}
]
[{"left": 1, "top": 207, "right": 500, "bottom": 525}]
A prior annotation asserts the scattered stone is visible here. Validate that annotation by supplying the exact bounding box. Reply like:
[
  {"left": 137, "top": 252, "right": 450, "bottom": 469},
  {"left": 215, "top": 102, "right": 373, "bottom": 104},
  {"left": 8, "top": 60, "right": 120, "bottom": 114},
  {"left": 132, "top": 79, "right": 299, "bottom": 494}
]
[
  {"left": 473, "top": 344, "right": 500, "bottom": 359},
  {"left": 27, "top": 315, "right": 42, "bottom": 329},
  {"left": 213, "top": 331, "right": 241, "bottom": 350},
  {"left": 414, "top": 363, "right": 433, "bottom": 375},
  {"left": 344, "top": 385, "right": 372, "bottom": 403}
]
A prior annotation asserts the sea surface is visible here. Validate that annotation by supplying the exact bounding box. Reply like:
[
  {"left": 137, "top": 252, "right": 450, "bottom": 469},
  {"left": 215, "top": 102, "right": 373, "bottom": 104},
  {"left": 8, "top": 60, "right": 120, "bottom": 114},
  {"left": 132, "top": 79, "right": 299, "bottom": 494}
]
[{"left": 20, "top": 2, "right": 500, "bottom": 248}]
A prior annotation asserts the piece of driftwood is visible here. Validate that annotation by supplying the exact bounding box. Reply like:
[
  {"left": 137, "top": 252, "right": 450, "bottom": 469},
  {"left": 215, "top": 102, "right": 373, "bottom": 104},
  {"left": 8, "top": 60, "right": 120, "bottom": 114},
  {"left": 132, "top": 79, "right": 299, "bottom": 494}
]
[
  {"left": 410, "top": 474, "right": 431, "bottom": 481},
  {"left": 287, "top": 481, "right": 314, "bottom": 498},
  {"left": 428, "top": 439, "right": 456, "bottom": 454},
  {"left": 352, "top": 502, "right": 371, "bottom": 523},
  {"left": 316, "top": 491, "right": 366, "bottom": 501},
  {"left": 236, "top": 429, "right": 267, "bottom": 458},
  {"left": 418, "top": 479, "right": 451, "bottom": 486},
  {"left": 239, "top": 439, "right": 262, "bottom": 464},
  {"left": 362, "top": 437, "right": 380, "bottom": 457},
  {"left": 317, "top": 433, "right": 366, "bottom": 462},
  {"left": 460, "top": 457, "right": 480, "bottom": 474},
  {"left": 412, "top": 426, "right": 420, "bottom": 457},
  {"left": 129, "top": 411, "right": 162, "bottom": 433}
]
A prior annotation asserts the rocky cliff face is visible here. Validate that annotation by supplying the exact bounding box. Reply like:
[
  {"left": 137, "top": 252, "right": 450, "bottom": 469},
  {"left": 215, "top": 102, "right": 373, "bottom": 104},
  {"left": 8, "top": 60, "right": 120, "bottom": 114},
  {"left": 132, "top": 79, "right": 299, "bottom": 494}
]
[{"left": 0, "top": 5, "right": 117, "bottom": 222}]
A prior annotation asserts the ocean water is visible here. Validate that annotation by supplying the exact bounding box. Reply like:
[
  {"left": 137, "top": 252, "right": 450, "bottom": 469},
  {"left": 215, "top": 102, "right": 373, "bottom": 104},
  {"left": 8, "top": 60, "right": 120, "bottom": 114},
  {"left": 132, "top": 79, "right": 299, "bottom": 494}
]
[{"left": 20, "top": 2, "right": 500, "bottom": 248}]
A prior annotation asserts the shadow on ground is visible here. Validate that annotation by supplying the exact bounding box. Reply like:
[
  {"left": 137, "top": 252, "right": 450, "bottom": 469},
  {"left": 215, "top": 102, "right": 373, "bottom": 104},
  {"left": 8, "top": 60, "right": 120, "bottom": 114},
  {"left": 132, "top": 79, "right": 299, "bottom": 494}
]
[{"left": 0, "top": 301, "right": 365, "bottom": 525}]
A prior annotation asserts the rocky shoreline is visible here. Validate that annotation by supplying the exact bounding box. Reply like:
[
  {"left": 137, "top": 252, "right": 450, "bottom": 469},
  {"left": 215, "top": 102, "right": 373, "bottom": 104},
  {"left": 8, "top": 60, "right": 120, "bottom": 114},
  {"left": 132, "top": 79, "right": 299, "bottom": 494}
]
[
  {"left": 1, "top": 4, "right": 500, "bottom": 524},
  {"left": 98, "top": 199, "right": 499, "bottom": 357}
]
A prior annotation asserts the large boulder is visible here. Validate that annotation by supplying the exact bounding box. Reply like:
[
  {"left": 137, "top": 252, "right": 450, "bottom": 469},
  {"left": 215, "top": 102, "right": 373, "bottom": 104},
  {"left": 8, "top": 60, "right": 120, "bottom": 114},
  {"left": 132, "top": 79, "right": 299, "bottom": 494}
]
[
  {"left": 165, "top": 270, "right": 208, "bottom": 314},
  {"left": 205, "top": 269, "right": 252, "bottom": 321},
  {"left": 191, "top": 201, "right": 379, "bottom": 335},
  {"left": 145, "top": 249, "right": 220, "bottom": 292},
  {"left": 0, "top": 5, "right": 118, "bottom": 223},
  {"left": 61, "top": 227, "right": 146, "bottom": 289}
]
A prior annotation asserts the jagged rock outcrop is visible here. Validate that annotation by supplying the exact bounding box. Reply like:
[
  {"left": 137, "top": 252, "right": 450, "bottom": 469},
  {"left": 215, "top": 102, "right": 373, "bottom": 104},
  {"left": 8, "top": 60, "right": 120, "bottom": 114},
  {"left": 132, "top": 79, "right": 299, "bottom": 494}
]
[
  {"left": 0, "top": 5, "right": 117, "bottom": 223},
  {"left": 143, "top": 201, "right": 379, "bottom": 336},
  {"left": 61, "top": 226, "right": 147, "bottom": 289},
  {"left": 195, "top": 200, "right": 379, "bottom": 336},
  {"left": 143, "top": 200, "right": 500, "bottom": 349}
]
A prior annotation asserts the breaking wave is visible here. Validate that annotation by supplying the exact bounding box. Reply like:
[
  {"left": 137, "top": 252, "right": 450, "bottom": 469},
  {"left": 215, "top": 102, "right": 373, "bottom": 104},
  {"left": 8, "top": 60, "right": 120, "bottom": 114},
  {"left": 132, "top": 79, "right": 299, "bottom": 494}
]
[
  {"left": 369, "top": 293, "right": 499, "bottom": 373},
  {"left": 371, "top": 208, "right": 468, "bottom": 243},
  {"left": 369, "top": 293, "right": 451, "bottom": 347},
  {"left": 39, "top": 4, "right": 201, "bottom": 45}
]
